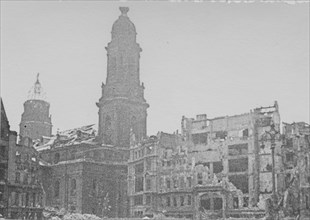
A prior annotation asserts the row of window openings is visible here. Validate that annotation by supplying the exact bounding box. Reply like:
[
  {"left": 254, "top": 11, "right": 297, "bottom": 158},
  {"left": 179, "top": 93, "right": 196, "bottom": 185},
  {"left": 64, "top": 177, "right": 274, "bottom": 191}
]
[
  {"left": 9, "top": 192, "right": 40, "bottom": 207},
  {"left": 54, "top": 178, "right": 100, "bottom": 198},
  {"left": 15, "top": 153, "right": 37, "bottom": 163},
  {"left": 164, "top": 177, "right": 192, "bottom": 189},
  {"left": 134, "top": 161, "right": 152, "bottom": 174},
  {"left": 166, "top": 195, "right": 192, "bottom": 207},
  {"left": 161, "top": 158, "right": 187, "bottom": 167},
  {"left": 54, "top": 179, "right": 77, "bottom": 197},
  {"left": 15, "top": 172, "right": 36, "bottom": 184},
  {"left": 133, "top": 147, "right": 154, "bottom": 160},
  {"left": 192, "top": 129, "right": 249, "bottom": 146},
  {"left": 53, "top": 150, "right": 125, "bottom": 164}
]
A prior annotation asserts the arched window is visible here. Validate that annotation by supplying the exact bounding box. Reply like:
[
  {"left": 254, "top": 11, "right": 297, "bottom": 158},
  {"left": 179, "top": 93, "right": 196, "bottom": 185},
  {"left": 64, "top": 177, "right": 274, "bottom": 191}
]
[
  {"left": 54, "top": 153, "right": 60, "bottom": 164},
  {"left": 197, "top": 173, "right": 203, "bottom": 185},
  {"left": 54, "top": 180, "right": 60, "bottom": 198},
  {"left": 131, "top": 116, "right": 138, "bottom": 140},
  {"left": 106, "top": 116, "right": 112, "bottom": 128},
  {"left": 70, "top": 179, "right": 76, "bottom": 196}
]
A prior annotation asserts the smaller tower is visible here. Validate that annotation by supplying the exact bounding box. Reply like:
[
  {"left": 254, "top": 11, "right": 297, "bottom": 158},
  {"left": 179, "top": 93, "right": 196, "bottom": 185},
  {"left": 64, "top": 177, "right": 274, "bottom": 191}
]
[{"left": 19, "top": 73, "right": 52, "bottom": 141}]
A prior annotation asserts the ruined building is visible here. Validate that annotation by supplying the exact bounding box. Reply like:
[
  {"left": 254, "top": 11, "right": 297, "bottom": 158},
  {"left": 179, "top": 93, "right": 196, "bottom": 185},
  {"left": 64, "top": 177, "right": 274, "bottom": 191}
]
[
  {"left": 128, "top": 102, "right": 282, "bottom": 219},
  {"left": 0, "top": 99, "right": 43, "bottom": 219},
  {"left": 280, "top": 122, "right": 310, "bottom": 219},
  {"left": 182, "top": 101, "right": 283, "bottom": 209},
  {"left": 19, "top": 74, "right": 52, "bottom": 141}
]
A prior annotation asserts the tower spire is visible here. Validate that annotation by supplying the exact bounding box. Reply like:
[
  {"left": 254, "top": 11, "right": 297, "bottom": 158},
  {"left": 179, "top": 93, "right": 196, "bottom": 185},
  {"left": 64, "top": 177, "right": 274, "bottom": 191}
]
[{"left": 28, "top": 73, "right": 46, "bottom": 100}]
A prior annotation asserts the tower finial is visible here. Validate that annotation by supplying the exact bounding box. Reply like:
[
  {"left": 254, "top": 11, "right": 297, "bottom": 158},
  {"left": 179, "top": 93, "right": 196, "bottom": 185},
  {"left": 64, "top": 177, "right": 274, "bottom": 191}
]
[
  {"left": 36, "top": 72, "right": 40, "bottom": 83},
  {"left": 119, "top": 7, "right": 129, "bottom": 16}
]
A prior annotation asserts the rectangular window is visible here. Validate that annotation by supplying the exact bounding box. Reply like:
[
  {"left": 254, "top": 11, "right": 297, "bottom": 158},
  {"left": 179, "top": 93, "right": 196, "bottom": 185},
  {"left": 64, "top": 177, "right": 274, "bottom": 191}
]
[
  {"left": 233, "top": 197, "right": 239, "bottom": 209},
  {"left": 286, "top": 152, "right": 294, "bottom": 162},
  {"left": 134, "top": 195, "right": 143, "bottom": 206},
  {"left": 173, "top": 197, "right": 177, "bottom": 207},
  {"left": 180, "top": 176, "right": 185, "bottom": 188},
  {"left": 146, "top": 179, "right": 151, "bottom": 191},
  {"left": 146, "top": 159, "right": 152, "bottom": 171},
  {"left": 166, "top": 179, "right": 171, "bottom": 189},
  {"left": 228, "top": 144, "right": 248, "bottom": 156},
  {"left": 135, "top": 177, "right": 144, "bottom": 192},
  {"left": 173, "top": 178, "right": 178, "bottom": 188},
  {"left": 229, "top": 175, "right": 249, "bottom": 193},
  {"left": 214, "top": 198, "right": 223, "bottom": 210},
  {"left": 166, "top": 197, "right": 171, "bottom": 207},
  {"left": 15, "top": 172, "right": 20, "bottom": 183},
  {"left": 146, "top": 195, "right": 151, "bottom": 205},
  {"left": 213, "top": 161, "right": 223, "bottom": 173},
  {"left": 134, "top": 163, "right": 144, "bottom": 174},
  {"left": 228, "top": 158, "right": 248, "bottom": 172},
  {"left": 180, "top": 196, "right": 184, "bottom": 206},
  {"left": 187, "top": 195, "right": 192, "bottom": 205},
  {"left": 215, "top": 131, "right": 227, "bottom": 139},
  {"left": 201, "top": 198, "right": 211, "bottom": 210},
  {"left": 187, "top": 177, "right": 192, "bottom": 188},
  {"left": 197, "top": 173, "right": 203, "bottom": 184},
  {"left": 192, "top": 132, "right": 208, "bottom": 145}
]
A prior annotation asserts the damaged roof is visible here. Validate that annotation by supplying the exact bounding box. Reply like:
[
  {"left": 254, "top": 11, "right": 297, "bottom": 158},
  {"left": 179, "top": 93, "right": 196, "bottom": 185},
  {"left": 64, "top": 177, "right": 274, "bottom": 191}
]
[{"left": 35, "top": 124, "right": 98, "bottom": 151}]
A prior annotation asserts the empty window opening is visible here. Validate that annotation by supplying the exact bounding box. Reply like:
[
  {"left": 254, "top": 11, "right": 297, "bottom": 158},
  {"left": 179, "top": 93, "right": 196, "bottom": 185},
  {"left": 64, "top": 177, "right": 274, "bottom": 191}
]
[
  {"left": 286, "top": 152, "right": 294, "bottom": 162},
  {"left": 200, "top": 198, "right": 211, "bottom": 210},
  {"left": 228, "top": 158, "right": 248, "bottom": 173},
  {"left": 166, "top": 197, "right": 171, "bottom": 207},
  {"left": 187, "top": 177, "right": 192, "bottom": 188},
  {"left": 228, "top": 144, "right": 248, "bottom": 156},
  {"left": 135, "top": 177, "right": 144, "bottom": 192},
  {"left": 180, "top": 196, "right": 185, "bottom": 206},
  {"left": 134, "top": 195, "right": 143, "bottom": 206},
  {"left": 166, "top": 179, "right": 171, "bottom": 189},
  {"left": 173, "top": 197, "right": 177, "bottom": 207},
  {"left": 146, "top": 195, "right": 151, "bottom": 205},
  {"left": 192, "top": 132, "right": 208, "bottom": 145},
  {"left": 54, "top": 153, "right": 60, "bottom": 164},
  {"left": 233, "top": 197, "right": 239, "bottom": 209},
  {"left": 197, "top": 173, "right": 203, "bottom": 184},
  {"left": 146, "top": 179, "right": 151, "bottom": 191},
  {"left": 215, "top": 131, "right": 227, "bottom": 140},
  {"left": 214, "top": 198, "right": 223, "bottom": 210},
  {"left": 187, "top": 195, "right": 192, "bottom": 205},
  {"left": 134, "top": 163, "right": 144, "bottom": 174},
  {"left": 70, "top": 179, "right": 76, "bottom": 196},
  {"left": 213, "top": 161, "right": 223, "bottom": 173},
  {"left": 243, "top": 129, "right": 249, "bottom": 137},
  {"left": 54, "top": 180, "right": 60, "bottom": 198},
  {"left": 229, "top": 175, "right": 249, "bottom": 193}
]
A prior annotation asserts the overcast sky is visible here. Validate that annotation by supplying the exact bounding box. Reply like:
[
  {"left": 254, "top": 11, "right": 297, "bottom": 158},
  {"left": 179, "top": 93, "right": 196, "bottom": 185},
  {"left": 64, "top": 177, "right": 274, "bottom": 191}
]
[{"left": 1, "top": 1, "right": 309, "bottom": 136}]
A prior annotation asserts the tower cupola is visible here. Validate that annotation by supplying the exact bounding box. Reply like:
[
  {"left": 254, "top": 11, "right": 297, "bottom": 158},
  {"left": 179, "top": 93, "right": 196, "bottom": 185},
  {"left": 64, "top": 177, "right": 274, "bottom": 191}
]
[{"left": 20, "top": 73, "right": 52, "bottom": 141}]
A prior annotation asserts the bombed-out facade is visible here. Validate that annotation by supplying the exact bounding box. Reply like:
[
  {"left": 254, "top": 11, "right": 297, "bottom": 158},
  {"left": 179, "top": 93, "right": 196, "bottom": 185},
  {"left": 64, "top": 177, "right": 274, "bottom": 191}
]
[
  {"left": 128, "top": 102, "right": 283, "bottom": 219},
  {"left": 1, "top": 99, "right": 43, "bottom": 219}
]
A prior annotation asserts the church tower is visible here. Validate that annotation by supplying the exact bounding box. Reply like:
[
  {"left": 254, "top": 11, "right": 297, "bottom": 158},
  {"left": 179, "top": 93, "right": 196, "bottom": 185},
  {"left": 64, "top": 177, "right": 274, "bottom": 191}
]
[
  {"left": 97, "top": 7, "right": 149, "bottom": 147},
  {"left": 19, "top": 74, "right": 52, "bottom": 141}
]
